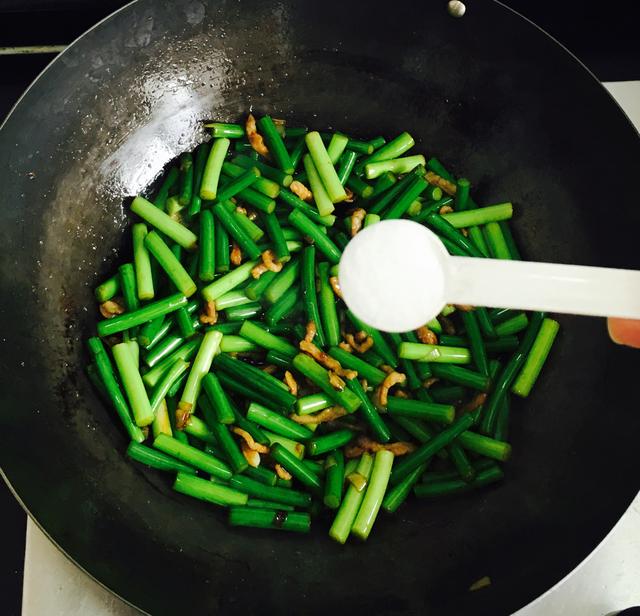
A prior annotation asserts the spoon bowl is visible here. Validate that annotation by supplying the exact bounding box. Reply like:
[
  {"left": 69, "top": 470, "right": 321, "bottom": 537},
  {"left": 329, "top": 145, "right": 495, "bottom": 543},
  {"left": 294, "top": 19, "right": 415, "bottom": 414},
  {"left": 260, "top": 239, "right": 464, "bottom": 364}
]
[{"left": 339, "top": 220, "right": 450, "bottom": 332}]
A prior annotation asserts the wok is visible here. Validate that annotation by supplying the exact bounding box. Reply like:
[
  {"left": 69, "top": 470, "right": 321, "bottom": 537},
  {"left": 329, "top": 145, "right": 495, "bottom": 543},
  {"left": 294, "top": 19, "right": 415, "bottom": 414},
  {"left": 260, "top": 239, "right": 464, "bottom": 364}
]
[{"left": 1, "top": 1, "right": 639, "bottom": 614}]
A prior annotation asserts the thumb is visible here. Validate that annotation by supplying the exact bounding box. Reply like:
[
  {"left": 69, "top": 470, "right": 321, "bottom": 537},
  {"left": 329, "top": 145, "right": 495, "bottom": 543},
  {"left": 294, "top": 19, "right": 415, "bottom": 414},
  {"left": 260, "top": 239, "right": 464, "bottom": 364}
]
[{"left": 608, "top": 318, "right": 640, "bottom": 349}]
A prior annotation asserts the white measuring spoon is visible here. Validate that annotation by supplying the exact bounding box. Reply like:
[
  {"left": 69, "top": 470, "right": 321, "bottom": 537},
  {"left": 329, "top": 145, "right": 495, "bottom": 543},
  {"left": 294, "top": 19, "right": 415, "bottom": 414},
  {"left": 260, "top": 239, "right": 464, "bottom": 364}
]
[{"left": 339, "top": 219, "right": 640, "bottom": 332}]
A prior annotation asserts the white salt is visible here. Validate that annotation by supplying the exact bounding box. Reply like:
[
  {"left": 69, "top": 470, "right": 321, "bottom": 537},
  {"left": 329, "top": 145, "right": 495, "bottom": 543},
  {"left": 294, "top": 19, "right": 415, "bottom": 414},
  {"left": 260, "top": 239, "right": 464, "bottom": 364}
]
[{"left": 339, "top": 220, "right": 448, "bottom": 332}]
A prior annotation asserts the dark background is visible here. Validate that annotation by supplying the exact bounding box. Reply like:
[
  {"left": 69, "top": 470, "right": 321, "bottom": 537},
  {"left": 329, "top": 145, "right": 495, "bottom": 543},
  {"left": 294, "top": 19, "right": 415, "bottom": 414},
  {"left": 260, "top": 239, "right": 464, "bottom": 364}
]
[{"left": 1, "top": 1, "right": 638, "bottom": 614}]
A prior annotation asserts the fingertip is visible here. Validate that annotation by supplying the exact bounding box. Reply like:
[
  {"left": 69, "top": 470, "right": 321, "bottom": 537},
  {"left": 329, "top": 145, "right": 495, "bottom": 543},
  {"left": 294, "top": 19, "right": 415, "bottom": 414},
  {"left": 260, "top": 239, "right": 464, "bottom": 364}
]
[{"left": 608, "top": 318, "right": 640, "bottom": 349}]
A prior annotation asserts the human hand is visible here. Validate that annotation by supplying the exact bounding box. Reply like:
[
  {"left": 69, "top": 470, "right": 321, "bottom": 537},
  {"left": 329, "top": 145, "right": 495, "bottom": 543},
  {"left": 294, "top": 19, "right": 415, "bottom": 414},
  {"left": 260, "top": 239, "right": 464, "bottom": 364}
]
[{"left": 608, "top": 318, "right": 640, "bottom": 349}]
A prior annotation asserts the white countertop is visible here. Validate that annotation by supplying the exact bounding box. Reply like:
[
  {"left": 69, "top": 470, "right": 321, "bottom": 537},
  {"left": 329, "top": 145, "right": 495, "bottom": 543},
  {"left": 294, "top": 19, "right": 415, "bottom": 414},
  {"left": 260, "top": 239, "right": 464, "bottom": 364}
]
[{"left": 22, "top": 81, "right": 640, "bottom": 616}]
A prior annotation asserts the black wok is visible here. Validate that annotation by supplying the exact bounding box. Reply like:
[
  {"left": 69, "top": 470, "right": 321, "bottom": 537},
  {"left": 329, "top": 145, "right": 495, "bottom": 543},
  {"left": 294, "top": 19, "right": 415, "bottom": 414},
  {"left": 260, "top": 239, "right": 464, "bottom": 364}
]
[{"left": 1, "top": 1, "right": 639, "bottom": 614}]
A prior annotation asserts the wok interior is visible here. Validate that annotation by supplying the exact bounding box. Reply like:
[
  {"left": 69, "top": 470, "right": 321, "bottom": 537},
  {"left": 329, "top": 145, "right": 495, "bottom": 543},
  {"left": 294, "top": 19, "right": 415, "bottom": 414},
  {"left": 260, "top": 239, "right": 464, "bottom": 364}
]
[{"left": 2, "top": 1, "right": 640, "bottom": 614}]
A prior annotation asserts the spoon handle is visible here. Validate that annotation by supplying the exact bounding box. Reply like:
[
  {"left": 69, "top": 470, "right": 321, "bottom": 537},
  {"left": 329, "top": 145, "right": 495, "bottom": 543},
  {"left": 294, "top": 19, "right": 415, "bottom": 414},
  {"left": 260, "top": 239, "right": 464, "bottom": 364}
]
[{"left": 446, "top": 256, "right": 640, "bottom": 319}]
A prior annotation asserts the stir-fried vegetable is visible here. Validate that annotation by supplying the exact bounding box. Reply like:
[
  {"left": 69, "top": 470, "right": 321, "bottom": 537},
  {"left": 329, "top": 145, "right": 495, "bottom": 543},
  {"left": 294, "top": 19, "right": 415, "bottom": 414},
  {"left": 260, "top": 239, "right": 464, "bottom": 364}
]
[{"left": 88, "top": 114, "right": 559, "bottom": 541}]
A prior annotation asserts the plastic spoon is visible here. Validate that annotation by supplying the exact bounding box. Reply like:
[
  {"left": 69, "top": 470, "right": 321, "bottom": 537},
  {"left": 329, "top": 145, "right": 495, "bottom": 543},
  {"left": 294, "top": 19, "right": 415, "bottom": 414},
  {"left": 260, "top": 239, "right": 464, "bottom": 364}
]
[{"left": 339, "top": 219, "right": 640, "bottom": 332}]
